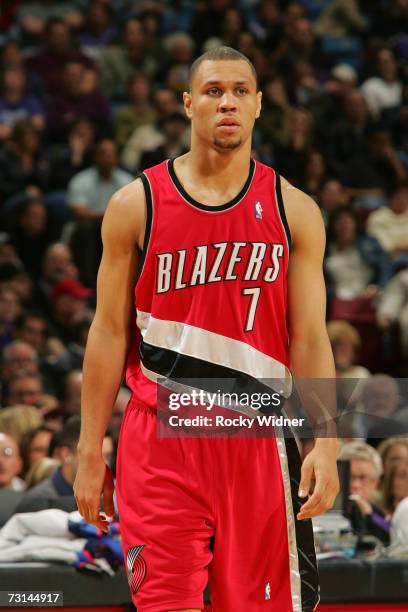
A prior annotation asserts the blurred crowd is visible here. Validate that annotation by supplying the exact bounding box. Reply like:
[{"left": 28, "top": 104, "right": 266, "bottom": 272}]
[{"left": 0, "top": 0, "right": 408, "bottom": 552}]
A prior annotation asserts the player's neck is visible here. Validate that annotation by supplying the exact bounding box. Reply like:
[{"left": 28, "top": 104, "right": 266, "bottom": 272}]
[{"left": 180, "top": 144, "right": 252, "bottom": 190}]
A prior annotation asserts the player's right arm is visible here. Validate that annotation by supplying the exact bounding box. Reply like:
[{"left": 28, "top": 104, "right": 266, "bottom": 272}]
[{"left": 73, "top": 178, "right": 145, "bottom": 531}]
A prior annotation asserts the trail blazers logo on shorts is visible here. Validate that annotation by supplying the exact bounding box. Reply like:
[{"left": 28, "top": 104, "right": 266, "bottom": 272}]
[{"left": 126, "top": 545, "right": 147, "bottom": 594}]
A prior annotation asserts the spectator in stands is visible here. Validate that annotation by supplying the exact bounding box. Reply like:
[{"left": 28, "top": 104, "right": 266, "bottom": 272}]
[
  {"left": 98, "top": 19, "right": 156, "bottom": 100},
  {"left": 300, "top": 150, "right": 326, "bottom": 198},
  {"left": 121, "top": 87, "right": 183, "bottom": 171},
  {"left": 256, "top": 75, "right": 293, "bottom": 158},
  {"left": 67, "top": 139, "right": 132, "bottom": 282},
  {"left": 6, "top": 372, "right": 44, "bottom": 408},
  {"left": 14, "top": 415, "right": 81, "bottom": 513},
  {"left": 381, "top": 81, "right": 407, "bottom": 153},
  {"left": 32, "top": 243, "right": 78, "bottom": 316},
  {"left": 325, "top": 206, "right": 392, "bottom": 299},
  {"left": 20, "top": 425, "right": 53, "bottom": 478},
  {"left": 0, "top": 264, "right": 33, "bottom": 312},
  {"left": 248, "top": 0, "right": 281, "bottom": 52},
  {"left": 41, "top": 244, "right": 77, "bottom": 287},
  {"left": 0, "top": 432, "right": 25, "bottom": 491},
  {"left": 115, "top": 73, "right": 156, "bottom": 148},
  {"left": 344, "top": 128, "right": 407, "bottom": 204},
  {"left": 47, "top": 61, "right": 112, "bottom": 142},
  {"left": 2, "top": 340, "right": 39, "bottom": 383},
  {"left": 68, "top": 139, "right": 133, "bottom": 221},
  {"left": 47, "top": 119, "right": 96, "bottom": 191},
  {"left": 160, "top": 33, "right": 195, "bottom": 94},
  {"left": 78, "top": 1, "right": 118, "bottom": 61},
  {"left": 338, "top": 441, "right": 390, "bottom": 545},
  {"left": 0, "top": 286, "right": 21, "bottom": 349},
  {"left": 191, "top": 0, "right": 232, "bottom": 50},
  {"left": 0, "top": 42, "right": 23, "bottom": 71},
  {"left": 48, "top": 313, "right": 91, "bottom": 376},
  {"left": 327, "top": 320, "right": 370, "bottom": 378},
  {"left": 274, "top": 107, "right": 314, "bottom": 185},
  {"left": 361, "top": 48, "right": 403, "bottom": 119},
  {"left": 236, "top": 30, "right": 266, "bottom": 79},
  {"left": 140, "top": 112, "right": 189, "bottom": 171},
  {"left": 26, "top": 18, "right": 93, "bottom": 94},
  {"left": 359, "top": 375, "right": 407, "bottom": 441},
  {"left": 273, "top": 17, "right": 318, "bottom": 78},
  {"left": 0, "top": 406, "right": 43, "bottom": 447},
  {"left": 312, "top": 64, "right": 358, "bottom": 132},
  {"left": 0, "top": 232, "right": 18, "bottom": 265},
  {"left": 382, "top": 458, "right": 408, "bottom": 517},
  {"left": 25, "top": 457, "right": 61, "bottom": 489},
  {"left": 377, "top": 268, "right": 408, "bottom": 365},
  {"left": 63, "top": 370, "right": 82, "bottom": 416},
  {"left": 326, "top": 90, "right": 371, "bottom": 180},
  {"left": 8, "top": 197, "right": 52, "bottom": 278},
  {"left": 139, "top": 9, "right": 164, "bottom": 64},
  {"left": 17, "top": 1, "right": 84, "bottom": 43},
  {"left": 378, "top": 437, "right": 408, "bottom": 474},
  {"left": 314, "top": 0, "right": 367, "bottom": 37},
  {"left": 0, "top": 120, "right": 49, "bottom": 204},
  {"left": 290, "top": 59, "right": 321, "bottom": 109},
  {"left": 49, "top": 279, "right": 92, "bottom": 343},
  {"left": 14, "top": 312, "right": 48, "bottom": 354},
  {"left": 391, "top": 495, "right": 408, "bottom": 544},
  {"left": 367, "top": 183, "right": 408, "bottom": 260},
  {"left": 318, "top": 179, "right": 349, "bottom": 225},
  {"left": 220, "top": 7, "right": 245, "bottom": 48},
  {"left": 0, "top": 67, "right": 44, "bottom": 141},
  {"left": 15, "top": 416, "right": 112, "bottom": 513}
]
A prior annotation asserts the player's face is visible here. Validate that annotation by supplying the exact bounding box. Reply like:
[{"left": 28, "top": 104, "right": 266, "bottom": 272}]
[{"left": 184, "top": 60, "right": 261, "bottom": 151}]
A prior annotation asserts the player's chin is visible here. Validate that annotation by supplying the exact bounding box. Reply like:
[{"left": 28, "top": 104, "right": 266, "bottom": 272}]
[{"left": 213, "top": 136, "right": 242, "bottom": 150}]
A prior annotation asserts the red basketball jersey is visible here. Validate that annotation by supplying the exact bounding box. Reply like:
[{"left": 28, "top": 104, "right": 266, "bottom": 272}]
[{"left": 126, "top": 158, "right": 292, "bottom": 408}]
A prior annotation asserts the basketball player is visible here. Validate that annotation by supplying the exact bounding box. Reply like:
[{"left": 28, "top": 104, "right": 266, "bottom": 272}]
[{"left": 74, "top": 47, "right": 339, "bottom": 611}]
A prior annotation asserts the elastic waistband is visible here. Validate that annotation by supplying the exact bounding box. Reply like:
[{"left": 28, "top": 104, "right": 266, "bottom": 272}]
[{"left": 127, "top": 394, "right": 157, "bottom": 416}]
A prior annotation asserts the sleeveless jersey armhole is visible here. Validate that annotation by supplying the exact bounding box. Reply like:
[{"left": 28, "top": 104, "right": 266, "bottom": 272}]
[
  {"left": 138, "top": 172, "right": 154, "bottom": 276},
  {"left": 275, "top": 173, "right": 292, "bottom": 253}
]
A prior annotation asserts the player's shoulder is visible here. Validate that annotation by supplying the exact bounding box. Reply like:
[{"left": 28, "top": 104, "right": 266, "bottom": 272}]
[
  {"left": 102, "top": 177, "right": 146, "bottom": 243},
  {"left": 105, "top": 176, "right": 145, "bottom": 218},
  {"left": 279, "top": 175, "right": 325, "bottom": 248},
  {"left": 280, "top": 175, "right": 324, "bottom": 229}
]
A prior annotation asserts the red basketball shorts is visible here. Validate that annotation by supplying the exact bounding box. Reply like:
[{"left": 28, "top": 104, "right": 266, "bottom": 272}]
[{"left": 116, "top": 396, "right": 319, "bottom": 611}]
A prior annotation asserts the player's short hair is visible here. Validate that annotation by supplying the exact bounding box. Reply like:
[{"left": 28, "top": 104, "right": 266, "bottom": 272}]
[{"left": 189, "top": 46, "right": 258, "bottom": 90}]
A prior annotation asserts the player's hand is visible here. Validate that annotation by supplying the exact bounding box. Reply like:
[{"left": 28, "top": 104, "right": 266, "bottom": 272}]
[
  {"left": 297, "top": 439, "right": 340, "bottom": 520},
  {"left": 73, "top": 452, "right": 115, "bottom": 533}
]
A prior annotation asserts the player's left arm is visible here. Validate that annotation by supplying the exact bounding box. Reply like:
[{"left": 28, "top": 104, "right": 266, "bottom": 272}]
[{"left": 282, "top": 177, "right": 340, "bottom": 520}]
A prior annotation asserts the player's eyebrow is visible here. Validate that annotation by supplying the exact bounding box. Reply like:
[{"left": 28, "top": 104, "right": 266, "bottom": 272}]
[{"left": 201, "top": 79, "right": 251, "bottom": 87}]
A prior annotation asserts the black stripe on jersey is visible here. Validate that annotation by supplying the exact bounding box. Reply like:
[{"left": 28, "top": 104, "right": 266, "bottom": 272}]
[
  {"left": 139, "top": 173, "right": 153, "bottom": 272},
  {"left": 283, "top": 437, "right": 320, "bottom": 611},
  {"left": 140, "top": 340, "right": 284, "bottom": 415},
  {"left": 168, "top": 158, "right": 255, "bottom": 212},
  {"left": 275, "top": 173, "right": 292, "bottom": 251}
]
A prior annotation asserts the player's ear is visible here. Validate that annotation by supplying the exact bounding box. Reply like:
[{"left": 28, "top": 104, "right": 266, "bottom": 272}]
[
  {"left": 255, "top": 91, "right": 262, "bottom": 120},
  {"left": 183, "top": 91, "right": 193, "bottom": 119}
]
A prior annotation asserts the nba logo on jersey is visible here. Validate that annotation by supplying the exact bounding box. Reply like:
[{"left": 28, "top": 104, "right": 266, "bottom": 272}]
[
  {"left": 265, "top": 582, "right": 271, "bottom": 600},
  {"left": 254, "top": 201, "right": 263, "bottom": 219}
]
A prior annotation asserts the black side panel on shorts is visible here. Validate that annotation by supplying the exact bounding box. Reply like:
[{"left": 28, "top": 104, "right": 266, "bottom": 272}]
[
  {"left": 140, "top": 340, "right": 284, "bottom": 414},
  {"left": 284, "top": 436, "right": 320, "bottom": 611},
  {"left": 275, "top": 173, "right": 292, "bottom": 252},
  {"left": 139, "top": 173, "right": 153, "bottom": 272}
]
